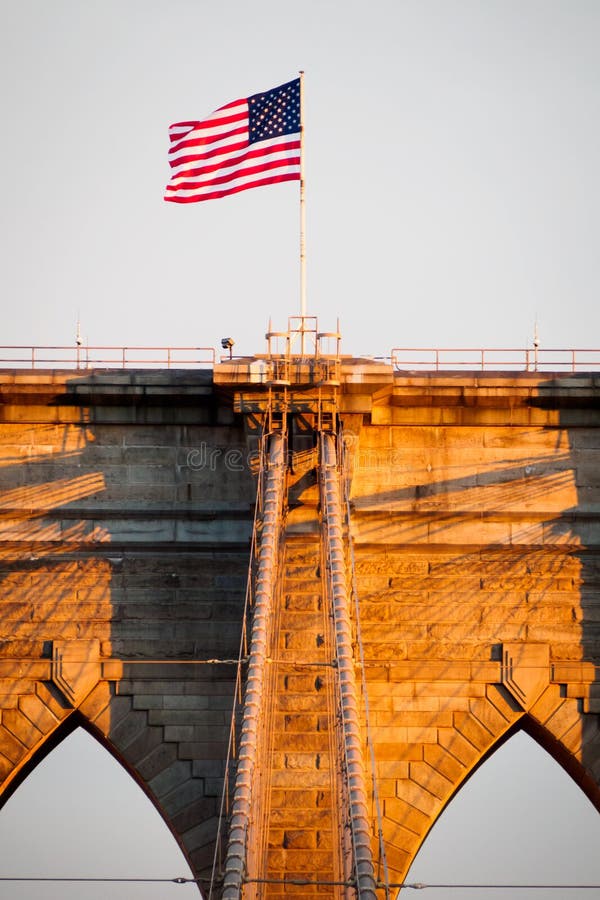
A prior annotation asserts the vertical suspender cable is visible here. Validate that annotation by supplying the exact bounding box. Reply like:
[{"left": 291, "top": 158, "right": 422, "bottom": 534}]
[
  {"left": 320, "top": 432, "right": 378, "bottom": 900},
  {"left": 222, "top": 432, "right": 286, "bottom": 900}
]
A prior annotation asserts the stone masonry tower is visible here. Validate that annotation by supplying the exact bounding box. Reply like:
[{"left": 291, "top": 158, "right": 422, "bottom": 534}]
[{"left": 0, "top": 323, "right": 599, "bottom": 898}]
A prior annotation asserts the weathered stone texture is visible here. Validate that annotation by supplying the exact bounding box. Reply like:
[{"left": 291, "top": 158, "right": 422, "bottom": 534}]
[
  {"left": 0, "top": 371, "right": 254, "bottom": 885},
  {"left": 344, "top": 378, "right": 600, "bottom": 889},
  {"left": 0, "top": 368, "right": 599, "bottom": 897},
  {"left": 252, "top": 536, "right": 345, "bottom": 897}
]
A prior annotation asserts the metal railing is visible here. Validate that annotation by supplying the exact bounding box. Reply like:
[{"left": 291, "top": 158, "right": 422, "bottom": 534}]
[
  {"left": 1, "top": 344, "right": 598, "bottom": 373},
  {"left": 391, "top": 347, "right": 600, "bottom": 373},
  {"left": 0, "top": 346, "right": 216, "bottom": 369}
]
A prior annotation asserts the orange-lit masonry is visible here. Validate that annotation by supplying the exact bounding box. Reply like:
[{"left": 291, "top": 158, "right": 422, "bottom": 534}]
[{"left": 0, "top": 334, "right": 599, "bottom": 898}]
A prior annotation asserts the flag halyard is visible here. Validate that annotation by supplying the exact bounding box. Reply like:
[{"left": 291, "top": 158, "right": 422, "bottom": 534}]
[{"left": 164, "top": 78, "right": 301, "bottom": 203}]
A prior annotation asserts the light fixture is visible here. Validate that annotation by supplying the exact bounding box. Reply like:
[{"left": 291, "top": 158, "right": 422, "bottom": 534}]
[{"left": 221, "top": 337, "right": 235, "bottom": 360}]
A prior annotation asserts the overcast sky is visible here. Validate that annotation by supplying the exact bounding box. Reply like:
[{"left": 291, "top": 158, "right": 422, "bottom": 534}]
[
  {"left": 1, "top": 1, "right": 599, "bottom": 358},
  {"left": 1, "top": 2, "right": 600, "bottom": 898}
]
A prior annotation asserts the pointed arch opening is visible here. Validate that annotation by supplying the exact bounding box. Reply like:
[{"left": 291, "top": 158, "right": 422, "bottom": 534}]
[
  {"left": 0, "top": 720, "right": 203, "bottom": 899},
  {"left": 402, "top": 726, "right": 600, "bottom": 899}
]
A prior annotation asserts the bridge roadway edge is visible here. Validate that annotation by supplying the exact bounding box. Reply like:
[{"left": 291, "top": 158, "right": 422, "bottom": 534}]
[{"left": 0, "top": 364, "right": 598, "bottom": 894}]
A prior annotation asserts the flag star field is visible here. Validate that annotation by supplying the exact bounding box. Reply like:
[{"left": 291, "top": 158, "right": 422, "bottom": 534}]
[{"left": 248, "top": 78, "right": 301, "bottom": 143}]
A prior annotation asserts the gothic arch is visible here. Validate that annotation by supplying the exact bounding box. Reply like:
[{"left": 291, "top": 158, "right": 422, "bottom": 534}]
[
  {"left": 523, "top": 705, "right": 600, "bottom": 812},
  {"left": 0, "top": 703, "right": 79, "bottom": 810},
  {"left": 0, "top": 695, "right": 202, "bottom": 882},
  {"left": 377, "top": 682, "right": 600, "bottom": 887},
  {"left": 400, "top": 726, "right": 600, "bottom": 900}
]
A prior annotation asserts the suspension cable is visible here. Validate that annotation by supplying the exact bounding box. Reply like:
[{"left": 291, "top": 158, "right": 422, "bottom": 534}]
[
  {"left": 221, "top": 431, "right": 286, "bottom": 900},
  {"left": 208, "top": 432, "right": 267, "bottom": 899},
  {"left": 320, "top": 431, "right": 378, "bottom": 899},
  {"left": 340, "top": 428, "right": 391, "bottom": 897},
  {"left": 2, "top": 875, "right": 600, "bottom": 890}
]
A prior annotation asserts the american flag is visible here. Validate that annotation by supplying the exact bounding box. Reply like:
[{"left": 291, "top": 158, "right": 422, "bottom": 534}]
[{"left": 164, "top": 78, "right": 301, "bottom": 203}]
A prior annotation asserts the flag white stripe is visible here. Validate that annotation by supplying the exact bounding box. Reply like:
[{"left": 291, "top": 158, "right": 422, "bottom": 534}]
[
  {"left": 169, "top": 115, "right": 249, "bottom": 150},
  {"left": 168, "top": 130, "right": 250, "bottom": 169},
  {"left": 168, "top": 132, "right": 300, "bottom": 177},
  {"left": 167, "top": 153, "right": 300, "bottom": 191},
  {"left": 168, "top": 102, "right": 248, "bottom": 141},
  {"left": 168, "top": 99, "right": 247, "bottom": 131},
  {"left": 166, "top": 163, "right": 300, "bottom": 199}
]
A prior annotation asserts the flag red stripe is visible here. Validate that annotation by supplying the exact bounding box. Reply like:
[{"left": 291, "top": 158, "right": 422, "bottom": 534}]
[
  {"left": 182, "top": 108, "right": 247, "bottom": 133},
  {"left": 166, "top": 155, "right": 300, "bottom": 193},
  {"left": 171, "top": 139, "right": 301, "bottom": 180},
  {"left": 164, "top": 172, "right": 299, "bottom": 203},
  {"left": 170, "top": 131, "right": 300, "bottom": 169},
  {"left": 167, "top": 100, "right": 245, "bottom": 138},
  {"left": 168, "top": 138, "right": 250, "bottom": 170},
  {"left": 168, "top": 121, "right": 249, "bottom": 156}
]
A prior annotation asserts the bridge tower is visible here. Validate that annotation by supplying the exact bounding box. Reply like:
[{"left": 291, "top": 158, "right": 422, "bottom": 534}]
[{"left": 0, "top": 331, "right": 599, "bottom": 898}]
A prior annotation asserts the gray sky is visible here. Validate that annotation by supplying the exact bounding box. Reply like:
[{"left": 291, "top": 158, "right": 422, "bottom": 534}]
[
  {"left": 1, "top": 1, "right": 599, "bottom": 357},
  {"left": 405, "top": 731, "right": 600, "bottom": 900},
  {"left": 1, "top": 1, "right": 600, "bottom": 898},
  {"left": 0, "top": 729, "right": 198, "bottom": 900},
  {"left": 0, "top": 729, "right": 599, "bottom": 899}
]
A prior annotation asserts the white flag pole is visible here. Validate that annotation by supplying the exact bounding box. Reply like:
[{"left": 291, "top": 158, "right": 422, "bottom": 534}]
[{"left": 299, "top": 70, "right": 307, "bottom": 352}]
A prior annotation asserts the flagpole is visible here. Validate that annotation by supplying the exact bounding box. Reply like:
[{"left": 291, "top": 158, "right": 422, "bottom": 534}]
[{"left": 299, "top": 70, "right": 306, "bottom": 353}]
